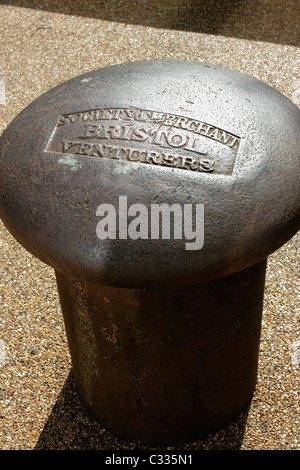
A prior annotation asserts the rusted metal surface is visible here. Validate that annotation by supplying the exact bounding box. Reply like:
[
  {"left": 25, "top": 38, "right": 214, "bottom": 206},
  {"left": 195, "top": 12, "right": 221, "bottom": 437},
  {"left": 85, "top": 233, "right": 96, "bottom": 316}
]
[
  {"left": 56, "top": 260, "right": 267, "bottom": 444},
  {"left": 0, "top": 61, "right": 299, "bottom": 444}
]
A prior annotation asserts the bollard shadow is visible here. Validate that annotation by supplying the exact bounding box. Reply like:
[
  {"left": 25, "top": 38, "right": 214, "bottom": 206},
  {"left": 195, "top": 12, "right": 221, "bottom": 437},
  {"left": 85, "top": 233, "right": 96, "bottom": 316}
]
[
  {"left": 34, "top": 369, "right": 250, "bottom": 450},
  {"left": 2, "top": 0, "right": 300, "bottom": 47}
]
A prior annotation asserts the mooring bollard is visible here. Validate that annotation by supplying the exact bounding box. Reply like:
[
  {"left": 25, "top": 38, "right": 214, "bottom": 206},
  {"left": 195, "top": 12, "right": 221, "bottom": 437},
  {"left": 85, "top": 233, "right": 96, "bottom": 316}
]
[{"left": 0, "top": 60, "right": 299, "bottom": 445}]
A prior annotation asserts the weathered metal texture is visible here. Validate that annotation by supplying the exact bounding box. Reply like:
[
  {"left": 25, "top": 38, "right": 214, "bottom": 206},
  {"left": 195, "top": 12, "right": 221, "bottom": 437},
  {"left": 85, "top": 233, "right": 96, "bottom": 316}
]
[
  {"left": 0, "top": 60, "right": 299, "bottom": 444},
  {"left": 56, "top": 260, "right": 266, "bottom": 445}
]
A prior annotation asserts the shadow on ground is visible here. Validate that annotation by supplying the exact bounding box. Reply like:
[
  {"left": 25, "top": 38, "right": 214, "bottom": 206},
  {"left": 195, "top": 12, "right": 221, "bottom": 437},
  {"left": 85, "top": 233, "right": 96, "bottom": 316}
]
[
  {"left": 3, "top": 0, "right": 300, "bottom": 47},
  {"left": 34, "top": 369, "right": 250, "bottom": 450}
]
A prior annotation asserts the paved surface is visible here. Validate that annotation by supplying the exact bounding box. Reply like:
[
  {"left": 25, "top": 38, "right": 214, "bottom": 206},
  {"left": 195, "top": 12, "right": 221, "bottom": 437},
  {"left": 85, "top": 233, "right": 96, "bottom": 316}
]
[{"left": 0, "top": 0, "right": 299, "bottom": 450}]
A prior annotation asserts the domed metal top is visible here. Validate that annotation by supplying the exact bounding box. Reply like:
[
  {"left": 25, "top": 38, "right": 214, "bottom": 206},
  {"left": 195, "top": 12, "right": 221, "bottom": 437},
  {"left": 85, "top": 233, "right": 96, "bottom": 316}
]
[{"left": 0, "top": 60, "right": 299, "bottom": 287}]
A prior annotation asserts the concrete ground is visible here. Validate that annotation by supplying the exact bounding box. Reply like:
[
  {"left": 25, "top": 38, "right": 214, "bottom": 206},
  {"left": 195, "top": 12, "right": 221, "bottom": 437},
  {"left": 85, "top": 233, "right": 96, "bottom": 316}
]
[{"left": 0, "top": 0, "right": 299, "bottom": 450}]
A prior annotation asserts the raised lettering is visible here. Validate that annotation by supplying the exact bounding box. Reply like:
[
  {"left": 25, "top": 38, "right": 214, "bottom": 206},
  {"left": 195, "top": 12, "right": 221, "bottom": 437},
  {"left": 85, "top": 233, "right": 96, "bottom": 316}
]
[
  {"left": 144, "top": 152, "right": 163, "bottom": 165},
  {"left": 162, "top": 154, "right": 177, "bottom": 166},
  {"left": 128, "top": 149, "right": 140, "bottom": 161},
  {"left": 132, "top": 127, "right": 149, "bottom": 141},
  {"left": 80, "top": 124, "right": 103, "bottom": 139},
  {"left": 166, "top": 132, "right": 189, "bottom": 148},
  {"left": 46, "top": 107, "right": 241, "bottom": 176},
  {"left": 199, "top": 158, "right": 214, "bottom": 172},
  {"left": 177, "top": 156, "right": 198, "bottom": 171},
  {"left": 61, "top": 140, "right": 79, "bottom": 153}
]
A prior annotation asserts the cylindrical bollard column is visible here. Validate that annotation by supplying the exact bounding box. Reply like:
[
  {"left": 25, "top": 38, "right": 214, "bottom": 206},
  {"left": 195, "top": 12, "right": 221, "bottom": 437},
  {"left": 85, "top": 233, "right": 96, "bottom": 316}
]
[
  {"left": 0, "top": 60, "right": 299, "bottom": 445},
  {"left": 55, "top": 260, "right": 267, "bottom": 444}
]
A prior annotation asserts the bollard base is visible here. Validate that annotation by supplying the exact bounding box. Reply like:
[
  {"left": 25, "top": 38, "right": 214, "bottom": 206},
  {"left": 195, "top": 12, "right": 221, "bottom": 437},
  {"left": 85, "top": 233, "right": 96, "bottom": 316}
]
[{"left": 55, "top": 259, "right": 266, "bottom": 445}]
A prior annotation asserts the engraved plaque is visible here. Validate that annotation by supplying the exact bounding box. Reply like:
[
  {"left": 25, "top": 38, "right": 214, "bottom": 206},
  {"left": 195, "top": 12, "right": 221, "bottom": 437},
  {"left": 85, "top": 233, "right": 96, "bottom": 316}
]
[{"left": 45, "top": 107, "right": 240, "bottom": 175}]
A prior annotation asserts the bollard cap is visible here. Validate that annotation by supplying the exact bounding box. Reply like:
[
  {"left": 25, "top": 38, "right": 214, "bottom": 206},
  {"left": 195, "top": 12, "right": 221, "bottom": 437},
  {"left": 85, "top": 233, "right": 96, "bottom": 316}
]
[{"left": 0, "top": 60, "right": 299, "bottom": 288}]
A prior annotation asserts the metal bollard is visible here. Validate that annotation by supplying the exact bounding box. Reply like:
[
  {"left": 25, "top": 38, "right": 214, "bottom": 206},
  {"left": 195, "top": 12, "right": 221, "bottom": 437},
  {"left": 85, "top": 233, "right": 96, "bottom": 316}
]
[{"left": 0, "top": 61, "right": 299, "bottom": 445}]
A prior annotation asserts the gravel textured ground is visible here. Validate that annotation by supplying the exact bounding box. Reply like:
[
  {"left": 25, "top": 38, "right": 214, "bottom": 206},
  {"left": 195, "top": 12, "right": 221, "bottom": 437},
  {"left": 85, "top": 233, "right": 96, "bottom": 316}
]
[{"left": 0, "top": 0, "right": 299, "bottom": 451}]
